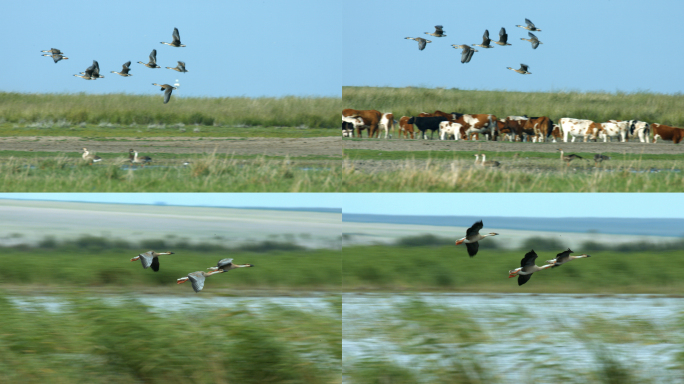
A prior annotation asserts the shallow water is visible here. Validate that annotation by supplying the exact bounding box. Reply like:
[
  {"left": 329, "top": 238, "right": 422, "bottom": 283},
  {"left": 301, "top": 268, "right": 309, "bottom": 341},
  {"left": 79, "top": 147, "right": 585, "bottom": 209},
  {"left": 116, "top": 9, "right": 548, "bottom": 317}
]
[{"left": 343, "top": 293, "right": 684, "bottom": 382}]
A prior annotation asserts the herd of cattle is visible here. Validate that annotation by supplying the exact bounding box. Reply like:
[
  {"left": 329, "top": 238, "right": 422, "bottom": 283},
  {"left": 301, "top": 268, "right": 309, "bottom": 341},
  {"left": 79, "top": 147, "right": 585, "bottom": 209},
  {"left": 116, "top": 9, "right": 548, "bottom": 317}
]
[{"left": 342, "top": 108, "right": 684, "bottom": 144}]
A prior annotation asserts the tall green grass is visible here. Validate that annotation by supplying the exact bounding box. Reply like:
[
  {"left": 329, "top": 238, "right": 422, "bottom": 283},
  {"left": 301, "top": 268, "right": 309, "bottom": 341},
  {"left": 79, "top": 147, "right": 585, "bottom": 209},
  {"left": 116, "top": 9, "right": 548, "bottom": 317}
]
[
  {"left": 0, "top": 154, "right": 341, "bottom": 192},
  {"left": 0, "top": 293, "right": 341, "bottom": 383},
  {"left": 0, "top": 92, "right": 340, "bottom": 128},
  {"left": 342, "top": 245, "right": 684, "bottom": 293},
  {"left": 343, "top": 86, "right": 684, "bottom": 126}
]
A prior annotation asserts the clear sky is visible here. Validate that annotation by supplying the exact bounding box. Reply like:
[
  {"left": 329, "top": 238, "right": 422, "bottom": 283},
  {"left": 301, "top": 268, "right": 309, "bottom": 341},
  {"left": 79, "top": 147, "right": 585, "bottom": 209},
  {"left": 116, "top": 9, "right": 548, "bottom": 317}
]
[
  {"left": 343, "top": 0, "right": 684, "bottom": 95},
  {"left": 341, "top": 193, "right": 684, "bottom": 219},
  {"left": 2, "top": 0, "right": 340, "bottom": 98},
  {"left": 0, "top": 193, "right": 343, "bottom": 210}
]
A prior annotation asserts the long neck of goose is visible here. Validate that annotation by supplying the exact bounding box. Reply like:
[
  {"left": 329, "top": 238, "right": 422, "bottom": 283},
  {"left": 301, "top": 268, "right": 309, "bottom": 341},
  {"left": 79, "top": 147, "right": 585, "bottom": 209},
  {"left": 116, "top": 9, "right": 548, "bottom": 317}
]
[
  {"left": 571, "top": 254, "right": 589, "bottom": 260},
  {"left": 482, "top": 154, "right": 487, "bottom": 162}
]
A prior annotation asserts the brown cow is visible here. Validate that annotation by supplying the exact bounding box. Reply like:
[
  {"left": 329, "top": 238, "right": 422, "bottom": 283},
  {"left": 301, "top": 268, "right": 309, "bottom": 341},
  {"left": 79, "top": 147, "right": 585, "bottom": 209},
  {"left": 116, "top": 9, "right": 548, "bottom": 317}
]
[
  {"left": 398, "top": 116, "right": 415, "bottom": 139},
  {"left": 449, "top": 112, "right": 498, "bottom": 140},
  {"left": 342, "top": 109, "right": 382, "bottom": 138},
  {"left": 496, "top": 116, "right": 528, "bottom": 141},
  {"left": 652, "top": 123, "right": 684, "bottom": 144},
  {"left": 523, "top": 116, "right": 553, "bottom": 142}
]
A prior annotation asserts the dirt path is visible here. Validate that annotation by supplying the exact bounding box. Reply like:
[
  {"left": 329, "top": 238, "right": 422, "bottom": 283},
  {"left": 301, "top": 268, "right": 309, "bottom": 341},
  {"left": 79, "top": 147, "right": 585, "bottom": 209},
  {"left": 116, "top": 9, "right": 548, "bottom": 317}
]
[
  {"left": 0, "top": 136, "right": 342, "bottom": 157},
  {"left": 344, "top": 139, "right": 684, "bottom": 155}
]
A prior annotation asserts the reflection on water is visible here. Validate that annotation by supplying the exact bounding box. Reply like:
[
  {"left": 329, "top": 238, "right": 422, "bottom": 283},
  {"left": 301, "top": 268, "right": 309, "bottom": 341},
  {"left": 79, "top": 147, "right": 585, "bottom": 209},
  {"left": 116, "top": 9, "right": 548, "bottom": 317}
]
[{"left": 343, "top": 293, "right": 684, "bottom": 382}]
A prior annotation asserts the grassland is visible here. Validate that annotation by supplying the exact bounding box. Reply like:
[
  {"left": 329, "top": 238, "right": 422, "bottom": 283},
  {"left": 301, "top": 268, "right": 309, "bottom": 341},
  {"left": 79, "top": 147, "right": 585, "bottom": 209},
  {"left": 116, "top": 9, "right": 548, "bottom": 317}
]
[
  {"left": 343, "top": 86, "right": 684, "bottom": 126},
  {"left": 0, "top": 92, "right": 340, "bottom": 129},
  {"left": 340, "top": 155, "right": 684, "bottom": 192},
  {"left": 342, "top": 244, "right": 684, "bottom": 293},
  {"left": 0, "top": 292, "right": 341, "bottom": 384},
  {"left": 0, "top": 153, "right": 341, "bottom": 192}
]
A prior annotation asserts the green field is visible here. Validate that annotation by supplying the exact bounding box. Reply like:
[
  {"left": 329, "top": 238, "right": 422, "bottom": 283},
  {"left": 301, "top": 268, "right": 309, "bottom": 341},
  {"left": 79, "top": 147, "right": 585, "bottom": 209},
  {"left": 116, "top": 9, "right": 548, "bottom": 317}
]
[
  {"left": 0, "top": 153, "right": 341, "bottom": 192},
  {"left": 0, "top": 92, "right": 340, "bottom": 130},
  {"left": 342, "top": 244, "right": 684, "bottom": 293},
  {"left": 343, "top": 86, "right": 684, "bottom": 126}
]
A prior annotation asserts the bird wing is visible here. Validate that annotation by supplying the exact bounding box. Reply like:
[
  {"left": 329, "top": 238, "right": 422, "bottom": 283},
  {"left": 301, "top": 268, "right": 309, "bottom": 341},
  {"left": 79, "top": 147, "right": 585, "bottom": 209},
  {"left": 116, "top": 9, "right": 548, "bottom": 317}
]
[
  {"left": 435, "top": 25, "right": 443, "bottom": 33},
  {"left": 178, "top": 61, "right": 186, "bottom": 70},
  {"left": 123, "top": 61, "right": 131, "bottom": 69},
  {"left": 217, "top": 258, "right": 234, "bottom": 268},
  {"left": 84, "top": 63, "right": 95, "bottom": 77},
  {"left": 187, "top": 272, "right": 205, "bottom": 292},
  {"left": 520, "top": 64, "right": 529, "bottom": 71},
  {"left": 483, "top": 30, "right": 490, "bottom": 44},
  {"left": 418, "top": 39, "right": 426, "bottom": 50},
  {"left": 460, "top": 46, "right": 470, "bottom": 63},
  {"left": 518, "top": 274, "right": 532, "bottom": 286},
  {"left": 466, "top": 241, "right": 479, "bottom": 257},
  {"left": 525, "top": 18, "right": 535, "bottom": 28},
  {"left": 150, "top": 49, "right": 157, "bottom": 64},
  {"left": 138, "top": 252, "right": 153, "bottom": 269},
  {"left": 499, "top": 28, "right": 508, "bottom": 42},
  {"left": 172, "top": 28, "right": 181, "bottom": 44},
  {"left": 52, "top": 54, "right": 61, "bottom": 63},
  {"left": 466, "top": 220, "right": 483, "bottom": 238},
  {"left": 151, "top": 257, "right": 160, "bottom": 272},
  {"left": 163, "top": 87, "right": 173, "bottom": 104},
  {"left": 92, "top": 61, "right": 101, "bottom": 77},
  {"left": 521, "top": 250, "right": 538, "bottom": 267},
  {"left": 465, "top": 48, "right": 475, "bottom": 63}
]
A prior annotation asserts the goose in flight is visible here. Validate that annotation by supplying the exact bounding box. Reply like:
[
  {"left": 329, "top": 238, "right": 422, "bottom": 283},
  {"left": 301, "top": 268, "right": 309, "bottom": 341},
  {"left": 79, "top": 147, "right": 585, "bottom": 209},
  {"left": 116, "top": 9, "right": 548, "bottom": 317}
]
[
  {"left": 138, "top": 49, "right": 160, "bottom": 68},
  {"left": 516, "top": 18, "right": 541, "bottom": 32},
  {"left": 111, "top": 61, "right": 132, "bottom": 76},
  {"left": 405, "top": 37, "right": 432, "bottom": 51},
  {"left": 177, "top": 271, "right": 224, "bottom": 292},
  {"left": 207, "top": 258, "right": 255, "bottom": 272},
  {"left": 130, "top": 251, "right": 174, "bottom": 272},
  {"left": 452, "top": 44, "right": 477, "bottom": 63},
  {"left": 74, "top": 61, "right": 98, "bottom": 80},
  {"left": 494, "top": 27, "right": 511, "bottom": 46},
  {"left": 42, "top": 53, "right": 68, "bottom": 63},
  {"left": 472, "top": 30, "right": 493, "bottom": 48},
  {"left": 507, "top": 63, "right": 531, "bottom": 74},
  {"left": 455, "top": 220, "right": 499, "bottom": 257},
  {"left": 41, "top": 48, "right": 64, "bottom": 55},
  {"left": 546, "top": 249, "right": 591, "bottom": 267},
  {"left": 508, "top": 250, "right": 553, "bottom": 286},
  {"left": 166, "top": 61, "right": 188, "bottom": 73},
  {"left": 425, "top": 25, "right": 446, "bottom": 37},
  {"left": 521, "top": 32, "right": 543, "bottom": 49},
  {"left": 161, "top": 27, "right": 186, "bottom": 47},
  {"left": 152, "top": 83, "right": 177, "bottom": 104}
]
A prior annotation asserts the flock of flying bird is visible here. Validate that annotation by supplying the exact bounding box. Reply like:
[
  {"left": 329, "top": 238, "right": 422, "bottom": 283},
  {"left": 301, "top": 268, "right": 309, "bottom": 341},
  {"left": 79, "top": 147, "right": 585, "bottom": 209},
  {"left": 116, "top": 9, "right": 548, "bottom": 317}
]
[
  {"left": 41, "top": 28, "right": 188, "bottom": 104},
  {"left": 131, "top": 250, "right": 254, "bottom": 292},
  {"left": 405, "top": 18, "right": 543, "bottom": 75},
  {"left": 454, "top": 220, "right": 591, "bottom": 286}
]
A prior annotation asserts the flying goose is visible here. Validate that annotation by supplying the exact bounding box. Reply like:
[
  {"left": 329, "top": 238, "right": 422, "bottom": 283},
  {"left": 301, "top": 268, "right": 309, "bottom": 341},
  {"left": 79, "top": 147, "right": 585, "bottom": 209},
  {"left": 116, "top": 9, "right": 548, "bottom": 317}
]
[
  {"left": 74, "top": 61, "right": 97, "bottom": 80},
  {"left": 41, "top": 48, "right": 64, "bottom": 55},
  {"left": 405, "top": 37, "right": 432, "bottom": 51},
  {"left": 42, "top": 53, "right": 68, "bottom": 63},
  {"left": 138, "top": 49, "right": 160, "bottom": 68},
  {"left": 507, "top": 63, "right": 531, "bottom": 74},
  {"left": 452, "top": 44, "right": 477, "bottom": 63},
  {"left": 558, "top": 149, "right": 583, "bottom": 163},
  {"left": 472, "top": 30, "right": 493, "bottom": 48},
  {"left": 111, "top": 61, "right": 132, "bottom": 76},
  {"left": 545, "top": 248, "right": 591, "bottom": 267},
  {"left": 516, "top": 18, "right": 541, "bottom": 32},
  {"left": 494, "top": 27, "right": 511, "bottom": 46},
  {"left": 82, "top": 147, "right": 101, "bottom": 163},
  {"left": 166, "top": 61, "right": 188, "bottom": 73},
  {"left": 425, "top": 25, "right": 446, "bottom": 37},
  {"left": 207, "top": 258, "right": 255, "bottom": 272},
  {"left": 130, "top": 250, "right": 175, "bottom": 272},
  {"left": 161, "top": 27, "right": 186, "bottom": 47},
  {"left": 521, "top": 32, "right": 543, "bottom": 49},
  {"left": 177, "top": 271, "right": 224, "bottom": 292},
  {"left": 152, "top": 83, "right": 177, "bottom": 104},
  {"left": 508, "top": 250, "right": 553, "bottom": 286},
  {"left": 455, "top": 220, "right": 499, "bottom": 257},
  {"left": 90, "top": 60, "right": 104, "bottom": 79}
]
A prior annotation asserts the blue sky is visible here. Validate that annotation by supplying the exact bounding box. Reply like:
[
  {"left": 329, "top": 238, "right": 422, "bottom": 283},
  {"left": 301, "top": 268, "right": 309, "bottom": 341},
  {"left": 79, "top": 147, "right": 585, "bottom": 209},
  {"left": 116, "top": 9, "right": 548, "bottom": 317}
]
[
  {"left": 2, "top": 0, "right": 340, "bottom": 98},
  {"left": 2, "top": 193, "right": 683, "bottom": 219},
  {"left": 343, "top": 0, "right": 684, "bottom": 94}
]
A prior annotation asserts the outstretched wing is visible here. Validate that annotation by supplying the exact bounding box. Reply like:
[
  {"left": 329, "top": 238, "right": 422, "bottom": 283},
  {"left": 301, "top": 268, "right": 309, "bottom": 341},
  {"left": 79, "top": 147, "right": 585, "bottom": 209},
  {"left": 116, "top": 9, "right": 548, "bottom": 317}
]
[
  {"left": 151, "top": 257, "right": 160, "bottom": 272},
  {"left": 518, "top": 274, "right": 532, "bottom": 286},
  {"left": 521, "top": 250, "right": 538, "bottom": 267},
  {"left": 172, "top": 28, "right": 181, "bottom": 44},
  {"left": 149, "top": 49, "right": 157, "bottom": 64},
  {"left": 466, "top": 220, "right": 483, "bottom": 238},
  {"left": 466, "top": 242, "right": 479, "bottom": 257},
  {"left": 187, "top": 272, "right": 205, "bottom": 292},
  {"left": 525, "top": 18, "right": 536, "bottom": 29}
]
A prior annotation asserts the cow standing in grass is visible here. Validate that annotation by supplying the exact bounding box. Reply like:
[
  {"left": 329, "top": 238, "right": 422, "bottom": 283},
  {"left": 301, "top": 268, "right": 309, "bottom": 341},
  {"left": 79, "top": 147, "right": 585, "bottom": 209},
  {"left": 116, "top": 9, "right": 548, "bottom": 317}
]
[{"left": 342, "top": 109, "right": 382, "bottom": 138}]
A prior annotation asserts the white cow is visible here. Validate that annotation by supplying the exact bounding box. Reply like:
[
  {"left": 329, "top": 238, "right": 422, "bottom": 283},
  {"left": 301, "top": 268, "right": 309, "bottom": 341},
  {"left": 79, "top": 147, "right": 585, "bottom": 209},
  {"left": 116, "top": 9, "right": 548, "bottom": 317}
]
[
  {"left": 599, "top": 121, "right": 628, "bottom": 142},
  {"left": 559, "top": 118, "right": 600, "bottom": 142},
  {"left": 625, "top": 120, "right": 650, "bottom": 143},
  {"left": 342, "top": 116, "right": 366, "bottom": 137},
  {"left": 438, "top": 121, "right": 464, "bottom": 140},
  {"left": 378, "top": 113, "right": 395, "bottom": 139}
]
